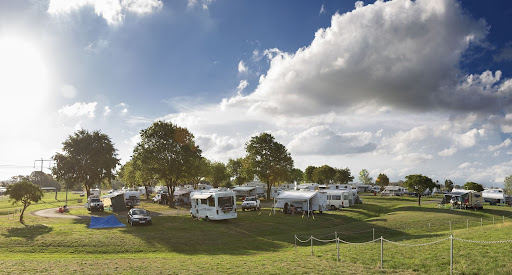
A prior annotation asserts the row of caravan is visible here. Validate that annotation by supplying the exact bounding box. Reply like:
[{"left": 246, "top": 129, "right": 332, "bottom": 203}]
[{"left": 189, "top": 188, "right": 359, "bottom": 221}]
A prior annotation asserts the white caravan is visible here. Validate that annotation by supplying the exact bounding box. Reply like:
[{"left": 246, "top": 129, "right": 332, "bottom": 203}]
[
  {"left": 190, "top": 189, "right": 237, "bottom": 221},
  {"left": 482, "top": 188, "right": 506, "bottom": 205},
  {"left": 382, "top": 186, "right": 405, "bottom": 196},
  {"left": 324, "top": 190, "right": 351, "bottom": 210},
  {"left": 274, "top": 190, "right": 327, "bottom": 215}
]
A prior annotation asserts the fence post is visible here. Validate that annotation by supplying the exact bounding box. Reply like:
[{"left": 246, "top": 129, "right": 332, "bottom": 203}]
[
  {"left": 336, "top": 236, "right": 340, "bottom": 262},
  {"left": 449, "top": 221, "right": 451, "bottom": 234},
  {"left": 467, "top": 219, "right": 468, "bottom": 230},
  {"left": 481, "top": 218, "right": 483, "bottom": 226},
  {"left": 373, "top": 228, "right": 375, "bottom": 241},
  {"left": 493, "top": 216, "right": 495, "bottom": 225},
  {"left": 429, "top": 223, "right": 431, "bottom": 235},
  {"left": 503, "top": 216, "right": 505, "bottom": 224},
  {"left": 450, "top": 235, "right": 453, "bottom": 275},
  {"left": 380, "top": 236, "right": 384, "bottom": 269},
  {"left": 294, "top": 235, "right": 297, "bottom": 252},
  {"left": 311, "top": 236, "right": 313, "bottom": 257},
  {"left": 403, "top": 225, "right": 406, "bottom": 240}
]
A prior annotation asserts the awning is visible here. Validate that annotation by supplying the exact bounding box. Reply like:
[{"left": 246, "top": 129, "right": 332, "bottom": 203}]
[
  {"left": 276, "top": 190, "right": 316, "bottom": 201},
  {"left": 232, "top": 186, "right": 256, "bottom": 192},
  {"left": 191, "top": 193, "right": 212, "bottom": 200},
  {"left": 174, "top": 190, "right": 192, "bottom": 196}
]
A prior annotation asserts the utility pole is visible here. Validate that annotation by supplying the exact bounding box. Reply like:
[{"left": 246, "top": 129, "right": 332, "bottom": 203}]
[{"left": 34, "top": 158, "right": 52, "bottom": 172}]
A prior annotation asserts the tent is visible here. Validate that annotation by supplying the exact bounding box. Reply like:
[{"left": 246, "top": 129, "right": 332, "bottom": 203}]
[{"left": 88, "top": 215, "right": 126, "bottom": 229}]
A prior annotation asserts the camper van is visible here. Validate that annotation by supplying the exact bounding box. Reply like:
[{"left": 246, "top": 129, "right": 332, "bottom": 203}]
[
  {"left": 190, "top": 189, "right": 237, "bottom": 221},
  {"left": 382, "top": 186, "right": 405, "bottom": 196},
  {"left": 275, "top": 190, "right": 327, "bottom": 214},
  {"left": 324, "top": 190, "right": 351, "bottom": 210},
  {"left": 90, "top": 188, "right": 101, "bottom": 197},
  {"left": 482, "top": 188, "right": 506, "bottom": 205},
  {"left": 445, "top": 189, "right": 484, "bottom": 209},
  {"left": 124, "top": 191, "right": 141, "bottom": 208}
]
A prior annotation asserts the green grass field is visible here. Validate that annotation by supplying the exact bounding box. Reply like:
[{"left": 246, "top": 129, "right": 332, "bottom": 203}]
[{"left": 1, "top": 193, "right": 511, "bottom": 274}]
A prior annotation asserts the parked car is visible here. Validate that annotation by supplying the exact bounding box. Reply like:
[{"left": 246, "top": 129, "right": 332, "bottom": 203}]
[
  {"left": 127, "top": 208, "right": 152, "bottom": 226},
  {"left": 242, "top": 196, "right": 261, "bottom": 211}
]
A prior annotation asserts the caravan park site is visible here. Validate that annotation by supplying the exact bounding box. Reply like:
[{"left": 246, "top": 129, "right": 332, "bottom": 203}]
[{"left": 1, "top": 192, "right": 512, "bottom": 274}]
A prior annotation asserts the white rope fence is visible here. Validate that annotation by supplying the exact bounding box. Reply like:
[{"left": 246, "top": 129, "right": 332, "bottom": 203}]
[{"left": 294, "top": 234, "right": 512, "bottom": 274}]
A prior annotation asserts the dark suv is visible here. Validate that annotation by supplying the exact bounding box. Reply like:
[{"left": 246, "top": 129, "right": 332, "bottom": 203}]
[{"left": 127, "top": 208, "right": 152, "bottom": 226}]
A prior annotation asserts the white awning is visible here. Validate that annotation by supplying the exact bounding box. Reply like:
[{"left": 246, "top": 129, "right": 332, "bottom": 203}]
[
  {"left": 276, "top": 190, "right": 316, "bottom": 201},
  {"left": 232, "top": 186, "right": 256, "bottom": 192},
  {"left": 191, "top": 193, "right": 212, "bottom": 200},
  {"left": 174, "top": 190, "right": 192, "bottom": 196}
]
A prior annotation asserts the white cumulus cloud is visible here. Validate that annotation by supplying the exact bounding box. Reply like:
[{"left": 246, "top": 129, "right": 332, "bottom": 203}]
[{"left": 58, "top": 102, "right": 97, "bottom": 118}]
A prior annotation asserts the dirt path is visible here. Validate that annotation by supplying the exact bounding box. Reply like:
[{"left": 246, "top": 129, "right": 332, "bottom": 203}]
[{"left": 32, "top": 205, "right": 84, "bottom": 219}]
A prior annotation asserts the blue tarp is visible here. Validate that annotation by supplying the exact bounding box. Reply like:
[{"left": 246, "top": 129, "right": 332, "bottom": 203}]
[{"left": 88, "top": 215, "right": 126, "bottom": 229}]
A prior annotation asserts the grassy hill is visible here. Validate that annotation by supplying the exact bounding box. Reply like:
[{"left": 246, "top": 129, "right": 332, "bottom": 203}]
[{"left": 0, "top": 192, "right": 511, "bottom": 274}]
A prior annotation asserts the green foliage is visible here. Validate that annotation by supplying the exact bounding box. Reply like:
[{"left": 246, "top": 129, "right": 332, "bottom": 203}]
[
  {"left": 52, "top": 129, "right": 119, "bottom": 197},
  {"left": 504, "top": 175, "right": 512, "bottom": 195},
  {"left": 444, "top": 179, "right": 454, "bottom": 191},
  {"left": 289, "top": 168, "right": 303, "bottom": 184},
  {"left": 403, "top": 174, "right": 436, "bottom": 206},
  {"left": 464, "top": 182, "right": 484, "bottom": 192},
  {"left": 312, "top": 165, "right": 336, "bottom": 185},
  {"left": 334, "top": 167, "right": 354, "bottom": 184},
  {"left": 376, "top": 173, "right": 389, "bottom": 190},
  {"left": 358, "top": 169, "right": 373, "bottom": 185},
  {"left": 208, "top": 162, "right": 230, "bottom": 188},
  {"left": 303, "top": 166, "right": 316, "bottom": 182},
  {"left": 5, "top": 180, "right": 43, "bottom": 223},
  {"left": 29, "top": 171, "right": 61, "bottom": 191},
  {"left": 133, "top": 121, "right": 202, "bottom": 207},
  {"left": 227, "top": 158, "right": 250, "bottom": 186},
  {"left": 245, "top": 133, "right": 294, "bottom": 199}
]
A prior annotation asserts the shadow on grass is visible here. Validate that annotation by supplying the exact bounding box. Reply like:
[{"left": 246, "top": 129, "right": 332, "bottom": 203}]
[{"left": 2, "top": 224, "right": 53, "bottom": 241}]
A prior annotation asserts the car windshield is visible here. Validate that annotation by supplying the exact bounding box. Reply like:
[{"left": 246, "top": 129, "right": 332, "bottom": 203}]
[
  {"left": 91, "top": 198, "right": 100, "bottom": 202},
  {"left": 132, "top": 210, "right": 146, "bottom": 215},
  {"left": 246, "top": 198, "right": 256, "bottom": 201}
]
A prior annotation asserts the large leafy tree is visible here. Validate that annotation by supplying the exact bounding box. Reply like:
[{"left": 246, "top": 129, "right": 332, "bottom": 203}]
[
  {"left": 304, "top": 166, "right": 317, "bottom": 182},
  {"left": 118, "top": 159, "right": 155, "bottom": 200},
  {"left": 313, "top": 165, "right": 336, "bottom": 185},
  {"left": 6, "top": 180, "right": 43, "bottom": 224},
  {"left": 504, "top": 175, "right": 512, "bottom": 195},
  {"left": 186, "top": 157, "right": 211, "bottom": 189},
  {"left": 464, "top": 182, "right": 484, "bottom": 192},
  {"left": 133, "top": 121, "right": 201, "bottom": 208},
  {"left": 30, "top": 171, "right": 61, "bottom": 191},
  {"left": 289, "top": 168, "right": 304, "bottom": 184},
  {"left": 227, "top": 158, "right": 250, "bottom": 186},
  {"left": 245, "top": 133, "right": 293, "bottom": 199},
  {"left": 376, "top": 173, "right": 390, "bottom": 191},
  {"left": 334, "top": 167, "right": 354, "bottom": 184},
  {"left": 403, "top": 174, "right": 436, "bottom": 206},
  {"left": 208, "top": 161, "right": 230, "bottom": 188},
  {"left": 52, "top": 130, "right": 119, "bottom": 198},
  {"left": 359, "top": 169, "right": 373, "bottom": 185}
]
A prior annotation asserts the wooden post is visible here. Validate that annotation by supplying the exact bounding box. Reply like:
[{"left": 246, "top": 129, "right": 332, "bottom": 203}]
[
  {"left": 310, "top": 236, "right": 313, "bottom": 256},
  {"left": 380, "top": 236, "right": 384, "bottom": 269},
  {"left": 450, "top": 235, "right": 453, "bottom": 275}
]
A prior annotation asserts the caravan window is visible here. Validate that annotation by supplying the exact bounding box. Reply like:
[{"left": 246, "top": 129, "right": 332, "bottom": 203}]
[
  {"left": 343, "top": 194, "right": 348, "bottom": 200},
  {"left": 218, "top": 196, "right": 234, "bottom": 207},
  {"left": 208, "top": 196, "right": 215, "bottom": 206},
  {"left": 200, "top": 199, "right": 207, "bottom": 205},
  {"left": 332, "top": 195, "right": 341, "bottom": 200}
]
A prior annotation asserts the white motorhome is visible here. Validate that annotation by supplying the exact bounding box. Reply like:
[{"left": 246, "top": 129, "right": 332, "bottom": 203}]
[
  {"left": 190, "top": 189, "right": 237, "bottom": 221},
  {"left": 482, "top": 188, "right": 506, "bottom": 205},
  {"left": 324, "top": 189, "right": 351, "bottom": 210},
  {"left": 296, "top": 183, "right": 319, "bottom": 191},
  {"left": 90, "top": 188, "right": 101, "bottom": 197},
  {"left": 124, "top": 191, "right": 141, "bottom": 208},
  {"left": 232, "top": 186, "right": 258, "bottom": 198},
  {"left": 274, "top": 190, "right": 327, "bottom": 215},
  {"left": 445, "top": 189, "right": 484, "bottom": 209},
  {"left": 382, "top": 186, "right": 405, "bottom": 196}
]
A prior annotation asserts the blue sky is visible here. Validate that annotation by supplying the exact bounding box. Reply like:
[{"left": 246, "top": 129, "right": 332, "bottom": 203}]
[{"left": 1, "top": 0, "right": 512, "bottom": 187}]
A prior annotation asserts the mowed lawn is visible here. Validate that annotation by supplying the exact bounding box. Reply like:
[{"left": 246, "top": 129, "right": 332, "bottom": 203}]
[{"left": 1, "top": 193, "right": 512, "bottom": 274}]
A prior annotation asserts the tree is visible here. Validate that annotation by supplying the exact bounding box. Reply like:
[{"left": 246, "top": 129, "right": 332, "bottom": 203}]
[
  {"left": 118, "top": 159, "right": 155, "bottom": 200},
  {"left": 504, "top": 175, "right": 512, "bottom": 195},
  {"left": 29, "top": 171, "right": 61, "bottom": 191},
  {"left": 464, "top": 182, "right": 484, "bottom": 192},
  {"left": 227, "top": 158, "right": 250, "bottom": 186},
  {"left": 208, "top": 161, "right": 230, "bottom": 188},
  {"left": 313, "top": 165, "right": 336, "bottom": 185},
  {"left": 359, "top": 169, "right": 373, "bottom": 185},
  {"left": 376, "top": 173, "right": 390, "bottom": 191},
  {"left": 245, "top": 133, "right": 294, "bottom": 199},
  {"left": 133, "top": 121, "right": 202, "bottom": 208},
  {"left": 6, "top": 180, "right": 43, "bottom": 224},
  {"left": 289, "top": 168, "right": 304, "bottom": 184},
  {"left": 52, "top": 129, "right": 119, "bottom": 198},
  {"left": 334, "top": 168, "right": 354, "bottom": 184},
  {"left": 403, "top": 174, "right": 436, "bottom": 206},
  {"left": 304, "top": 166, "right": 317, "bottom": 182},
  {"left": 187, "top": 157, "right": 211, "bottom": 189},
  {"left": 444, "top": 179, "right": 454, "bottom": 192}
]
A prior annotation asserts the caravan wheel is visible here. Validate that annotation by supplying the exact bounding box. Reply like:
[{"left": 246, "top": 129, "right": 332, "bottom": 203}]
[
  {"left": 205, "top": 216, "right": 210, "bottom": 222},
  {"left": 330, "top": 205, "right": 336, "bottom": 210}
]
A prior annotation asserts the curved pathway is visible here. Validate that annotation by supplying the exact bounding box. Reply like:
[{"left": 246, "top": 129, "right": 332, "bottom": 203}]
[{"left": 32, "top": 205, "right": 83, "bottom": 219}]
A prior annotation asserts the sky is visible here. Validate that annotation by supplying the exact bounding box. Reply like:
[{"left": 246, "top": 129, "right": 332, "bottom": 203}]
[{"left": 1, "top": 0, "right": 512, "bottom": 187}]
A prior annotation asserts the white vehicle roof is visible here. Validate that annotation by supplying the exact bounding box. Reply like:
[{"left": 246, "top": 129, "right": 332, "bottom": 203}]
[{"left": 276, "top": 190, "right": 317, "bottom": 201}]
